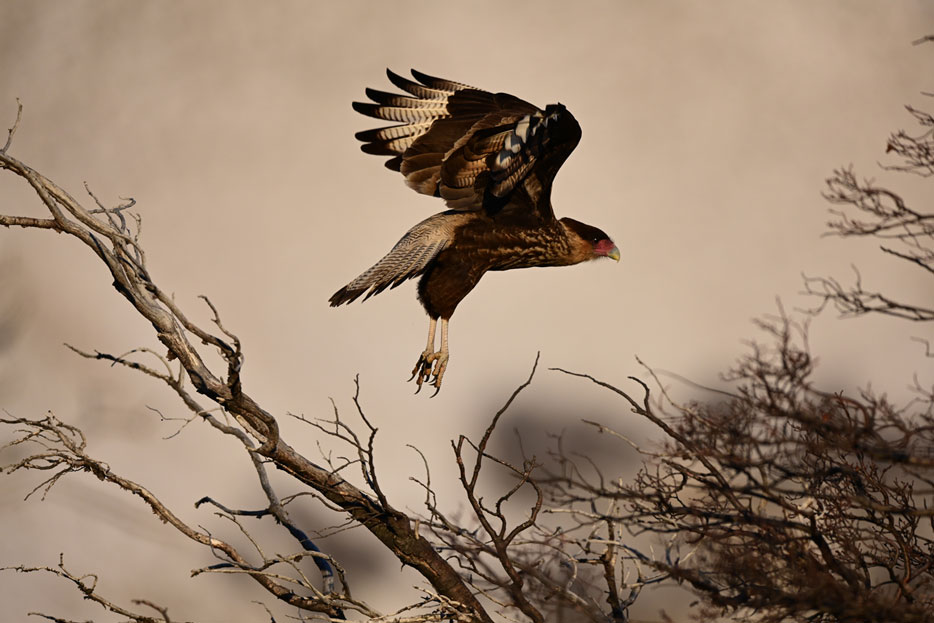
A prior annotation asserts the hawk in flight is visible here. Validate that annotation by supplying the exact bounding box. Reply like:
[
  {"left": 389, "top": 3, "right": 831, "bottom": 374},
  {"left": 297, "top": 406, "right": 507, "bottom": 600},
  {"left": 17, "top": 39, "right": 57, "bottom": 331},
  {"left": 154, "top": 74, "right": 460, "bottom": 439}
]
[{"left": 330, "top": 70, "right": 619, "bottom": 394}]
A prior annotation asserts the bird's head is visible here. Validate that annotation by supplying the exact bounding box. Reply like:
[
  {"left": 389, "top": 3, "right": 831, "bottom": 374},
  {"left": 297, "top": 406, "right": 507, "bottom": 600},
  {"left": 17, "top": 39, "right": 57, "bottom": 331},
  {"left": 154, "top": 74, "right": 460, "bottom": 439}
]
[{"left": 560, "top": 217, "right": 620, "bottom": 264}]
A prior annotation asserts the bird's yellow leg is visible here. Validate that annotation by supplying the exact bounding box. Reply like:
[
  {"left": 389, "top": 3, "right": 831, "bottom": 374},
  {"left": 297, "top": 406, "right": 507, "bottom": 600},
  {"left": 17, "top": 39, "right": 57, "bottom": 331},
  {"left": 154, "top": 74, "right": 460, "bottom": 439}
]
[
  {"left": 429, "top": 319, "right": 450, "bottom": 396},
  {"left": 411, "top": 317, "right": 438, "bottom": 391}
]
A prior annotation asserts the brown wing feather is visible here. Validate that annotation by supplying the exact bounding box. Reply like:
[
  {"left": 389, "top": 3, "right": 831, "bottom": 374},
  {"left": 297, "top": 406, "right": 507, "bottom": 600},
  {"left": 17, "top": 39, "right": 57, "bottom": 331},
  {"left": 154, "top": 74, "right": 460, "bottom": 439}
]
[
  {"left": 385, "top": 69, "right": 452, "bottom": 99},
  {"left": 353, "top": 70, "right": 582, "bottom": 218}
]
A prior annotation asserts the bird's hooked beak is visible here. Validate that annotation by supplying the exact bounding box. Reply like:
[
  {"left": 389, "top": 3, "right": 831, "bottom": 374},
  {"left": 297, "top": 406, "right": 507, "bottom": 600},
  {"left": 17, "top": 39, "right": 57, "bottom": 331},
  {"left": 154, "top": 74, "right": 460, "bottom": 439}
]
[{"left": 595, "top": 239, "right": 620, "bottom": 262}]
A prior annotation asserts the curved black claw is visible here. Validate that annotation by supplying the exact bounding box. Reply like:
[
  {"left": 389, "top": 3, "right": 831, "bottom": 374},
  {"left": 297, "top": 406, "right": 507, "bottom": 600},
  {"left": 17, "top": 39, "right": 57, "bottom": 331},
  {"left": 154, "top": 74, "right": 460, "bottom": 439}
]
[
  {"left": 409, "top": 350, "right": 448, "bottom": 395},
  {"left": 427, "top": 354, "right": 448, "bottom": 396},
  {"left": 410, "top": 350, "right": 434, "bottom": 394}
]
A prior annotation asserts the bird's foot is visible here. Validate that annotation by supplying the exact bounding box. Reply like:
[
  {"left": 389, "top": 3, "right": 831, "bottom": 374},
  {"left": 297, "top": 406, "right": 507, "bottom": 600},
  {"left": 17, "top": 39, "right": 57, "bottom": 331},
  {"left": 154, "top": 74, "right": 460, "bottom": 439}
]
[
  {"left": 410, "top": 349, "right": 449, "bottom": 396},
  {"left": 410, "top": 348, "right": 437, "bottom": 391}
]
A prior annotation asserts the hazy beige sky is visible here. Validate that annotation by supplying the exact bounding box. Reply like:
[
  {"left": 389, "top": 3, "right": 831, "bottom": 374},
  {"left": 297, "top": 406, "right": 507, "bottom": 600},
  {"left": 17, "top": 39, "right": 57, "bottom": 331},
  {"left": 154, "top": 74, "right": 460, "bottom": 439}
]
[{"left": 1, "top": 2, "right": 932, "bottom": 621}]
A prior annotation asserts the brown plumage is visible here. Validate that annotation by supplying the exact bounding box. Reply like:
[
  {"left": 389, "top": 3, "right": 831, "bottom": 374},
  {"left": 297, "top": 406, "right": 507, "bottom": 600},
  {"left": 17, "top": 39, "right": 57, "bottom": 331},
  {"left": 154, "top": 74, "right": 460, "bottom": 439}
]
[{"left": 330, "top": 70, "right": 619, "bottom": 394}]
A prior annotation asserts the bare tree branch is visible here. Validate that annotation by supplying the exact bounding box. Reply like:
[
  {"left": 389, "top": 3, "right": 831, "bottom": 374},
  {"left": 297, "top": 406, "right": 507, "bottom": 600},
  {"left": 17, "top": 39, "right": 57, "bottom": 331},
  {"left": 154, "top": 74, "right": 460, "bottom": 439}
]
[
  {"left": 0, "top": 142, "right": 492, "bottom": 621},
  {"left": 805, "top": 93, "right": 934, "bottom": 324},
  {"left": 5, "top": 554, "right": 187, "bottom": 623}
]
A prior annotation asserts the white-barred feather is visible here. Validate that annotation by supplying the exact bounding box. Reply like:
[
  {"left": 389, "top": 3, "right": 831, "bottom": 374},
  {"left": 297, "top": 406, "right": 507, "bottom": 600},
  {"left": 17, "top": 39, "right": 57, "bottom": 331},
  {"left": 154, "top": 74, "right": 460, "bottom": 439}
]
[
  {"left": 387, "top": 69, "right": 463, "bottom": 99},
  {"left": 353, "top": 70, "right": 580, "bottom": 214},
  {"left": 366, "top": 105, "right": 449, "bottom": 123}
]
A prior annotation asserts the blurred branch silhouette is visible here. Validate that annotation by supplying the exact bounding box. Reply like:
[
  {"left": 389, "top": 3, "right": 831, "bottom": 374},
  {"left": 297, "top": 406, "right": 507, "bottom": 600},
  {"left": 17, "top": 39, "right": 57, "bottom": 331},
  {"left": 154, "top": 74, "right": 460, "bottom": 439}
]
[
  {"left": 804, "top": 61, "right": 934, "bottom": 323},
  {"left": 548, "top": 309, "right": 934, "bottom": 623},
  {"left": 3, "top": 38, "right": 934, "bottom": 623}
]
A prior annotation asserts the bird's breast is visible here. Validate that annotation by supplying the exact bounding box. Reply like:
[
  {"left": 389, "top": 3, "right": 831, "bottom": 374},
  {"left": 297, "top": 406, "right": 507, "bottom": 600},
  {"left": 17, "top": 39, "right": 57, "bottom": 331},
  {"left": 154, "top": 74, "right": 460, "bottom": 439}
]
[{"left": 452, "top": 224, "right": 573, "bottom": 271}]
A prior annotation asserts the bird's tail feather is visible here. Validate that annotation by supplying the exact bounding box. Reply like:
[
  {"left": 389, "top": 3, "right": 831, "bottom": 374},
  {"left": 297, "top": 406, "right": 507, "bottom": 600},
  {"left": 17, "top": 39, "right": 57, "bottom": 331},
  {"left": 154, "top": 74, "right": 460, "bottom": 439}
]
[{"left": 328, "top": 212, "right": 470, "bottom": 307}]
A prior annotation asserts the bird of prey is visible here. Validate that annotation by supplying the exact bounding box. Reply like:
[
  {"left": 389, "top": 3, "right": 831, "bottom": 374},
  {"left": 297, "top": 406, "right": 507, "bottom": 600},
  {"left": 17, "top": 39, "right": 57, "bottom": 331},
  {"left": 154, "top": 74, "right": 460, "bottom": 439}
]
[{"left": 330, "top": 70, "right": 619, "bottom": 394}]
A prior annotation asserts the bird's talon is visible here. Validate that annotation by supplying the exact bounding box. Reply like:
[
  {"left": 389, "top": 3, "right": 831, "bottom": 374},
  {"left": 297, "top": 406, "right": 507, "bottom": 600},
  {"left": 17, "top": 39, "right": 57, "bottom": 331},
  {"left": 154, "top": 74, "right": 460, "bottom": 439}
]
[
  {"left": 409, "top": 347, "right": 448, "bottom": 395},
  {"left": 410, "top": 350, "right": 433, "bottom": 383}
]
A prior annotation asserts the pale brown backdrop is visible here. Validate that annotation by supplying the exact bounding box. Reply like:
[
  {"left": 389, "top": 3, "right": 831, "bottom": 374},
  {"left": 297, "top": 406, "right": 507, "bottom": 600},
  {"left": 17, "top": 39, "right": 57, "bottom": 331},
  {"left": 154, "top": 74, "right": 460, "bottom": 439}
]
[{"left": 1, "top": 2, "right": 932, "bottom": 621}]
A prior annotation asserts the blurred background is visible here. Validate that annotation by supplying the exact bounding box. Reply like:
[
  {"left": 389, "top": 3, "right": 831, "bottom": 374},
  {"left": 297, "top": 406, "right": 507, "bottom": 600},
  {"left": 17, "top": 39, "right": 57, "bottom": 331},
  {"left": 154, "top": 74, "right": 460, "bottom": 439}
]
[{"left": 1, "top": 1, "right": 932, "bottom": 621}]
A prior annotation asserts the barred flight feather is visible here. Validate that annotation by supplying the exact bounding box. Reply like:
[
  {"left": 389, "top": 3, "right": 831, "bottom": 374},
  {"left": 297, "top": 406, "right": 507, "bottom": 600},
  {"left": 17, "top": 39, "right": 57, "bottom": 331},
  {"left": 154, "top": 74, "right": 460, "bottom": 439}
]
[
  {"left": 364, "top": 89, "right": 450, "bottom": 109},
  {"left": 352, "top": 103, "right": 448, "bottom": 123},
  {"left": 492, "top": 160, "right": 536, "bottom": 197},
  {"left": 409, "top": 69, "right": 474, "bottom": 92},
  {"left": 355, "top": 122, "right": 433, "bottom": 143},
  {"left": 386, "top": 69, "right": 454, "bottom": 99},
  {"left": 352, "top": 70, "right": 582, "bottom": 217},
  {"left": 468, "top": 131, "right": 508, "bottom": 155},
  {"left": 360, "top": 135, "right": 421, "bottom": 156}
]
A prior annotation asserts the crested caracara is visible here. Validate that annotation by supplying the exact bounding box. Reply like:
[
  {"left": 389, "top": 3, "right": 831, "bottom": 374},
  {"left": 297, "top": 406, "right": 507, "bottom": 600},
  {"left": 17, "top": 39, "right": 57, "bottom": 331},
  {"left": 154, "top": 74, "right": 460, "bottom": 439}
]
[{"left": 330, "top": 70, "right": 619, "bottom": 394}]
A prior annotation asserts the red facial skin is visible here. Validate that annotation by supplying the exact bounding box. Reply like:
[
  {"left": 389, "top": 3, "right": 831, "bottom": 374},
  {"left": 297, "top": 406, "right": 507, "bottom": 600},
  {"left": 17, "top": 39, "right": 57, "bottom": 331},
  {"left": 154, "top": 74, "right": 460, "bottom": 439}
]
[{"left": 594, "top": 238, "right": 620, "bottom": 260}]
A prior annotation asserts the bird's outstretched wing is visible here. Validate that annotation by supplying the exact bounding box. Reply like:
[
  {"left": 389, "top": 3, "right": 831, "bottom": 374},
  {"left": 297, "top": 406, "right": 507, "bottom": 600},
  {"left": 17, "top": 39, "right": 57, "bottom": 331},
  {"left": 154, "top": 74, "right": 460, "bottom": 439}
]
[{"left": 353, "top": 69, "right": 582, "bottom": 217}]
